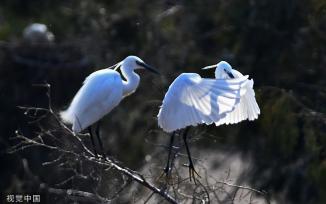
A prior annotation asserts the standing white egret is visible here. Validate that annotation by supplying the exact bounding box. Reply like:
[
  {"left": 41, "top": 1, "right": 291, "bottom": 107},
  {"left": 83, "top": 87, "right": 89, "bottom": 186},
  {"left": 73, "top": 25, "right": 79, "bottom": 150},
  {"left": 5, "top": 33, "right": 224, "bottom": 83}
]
[
  {"left": 61, "top": 55, "right": 159, "bottom": 158},
  {"left": 157, "top": 61, "right": 259, "bottom": 181}
]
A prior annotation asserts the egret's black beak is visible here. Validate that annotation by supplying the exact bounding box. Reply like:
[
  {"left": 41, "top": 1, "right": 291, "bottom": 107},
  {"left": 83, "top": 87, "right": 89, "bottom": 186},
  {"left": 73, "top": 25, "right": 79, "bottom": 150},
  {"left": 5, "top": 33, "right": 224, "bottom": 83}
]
[
  {"left": 136, "top": 61, "right": 160, "bottom": 75},
  {"left": 224, "top": 69, "right": 235, "bottom": 78}
]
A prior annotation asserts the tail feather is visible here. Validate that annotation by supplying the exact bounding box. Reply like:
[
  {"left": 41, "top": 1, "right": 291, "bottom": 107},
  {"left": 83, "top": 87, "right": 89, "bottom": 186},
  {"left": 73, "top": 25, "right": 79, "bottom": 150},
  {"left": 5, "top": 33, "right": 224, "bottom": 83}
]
[
  {"left": 60, "top": 109, "right": 84, "bottom": 133},
  {"left": 60, "top": 109, "right": 73, "bottom": 124}
]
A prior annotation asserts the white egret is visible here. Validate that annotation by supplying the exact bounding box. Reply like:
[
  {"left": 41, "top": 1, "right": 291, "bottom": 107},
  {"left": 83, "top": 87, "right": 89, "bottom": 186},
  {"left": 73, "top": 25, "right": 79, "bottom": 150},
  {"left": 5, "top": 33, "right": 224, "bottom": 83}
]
[
  {"left": 60, "top": 55, "right": 159, "bottom": 158},
  {"left": 157, "top": 61, "right": 259, "bottom": 181}
]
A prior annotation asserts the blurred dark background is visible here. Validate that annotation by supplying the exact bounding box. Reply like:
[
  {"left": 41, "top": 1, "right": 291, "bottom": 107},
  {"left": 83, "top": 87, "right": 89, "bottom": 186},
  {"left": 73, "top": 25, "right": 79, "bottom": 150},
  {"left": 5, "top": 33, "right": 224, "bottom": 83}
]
[{"left": 1, "top": 0, "right": 326, "bottom": 203}]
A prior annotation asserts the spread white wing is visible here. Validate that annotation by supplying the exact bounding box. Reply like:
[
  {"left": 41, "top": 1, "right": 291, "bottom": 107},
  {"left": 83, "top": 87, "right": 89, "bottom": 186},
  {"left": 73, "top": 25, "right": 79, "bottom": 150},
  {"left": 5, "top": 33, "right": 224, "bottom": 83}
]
[
  {"left": 157, "top": 73, "right": 249, "bottom": 132},
  {"left": 214, "top": 69, "right": 260, "bottom": 126},
  {"left": 60, "top": 69, "right": 123, "bottom": 133}
]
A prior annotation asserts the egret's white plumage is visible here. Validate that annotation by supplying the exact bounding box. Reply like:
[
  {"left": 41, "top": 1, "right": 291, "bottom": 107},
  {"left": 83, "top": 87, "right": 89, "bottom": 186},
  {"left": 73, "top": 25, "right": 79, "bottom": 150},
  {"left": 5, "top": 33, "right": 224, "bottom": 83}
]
[
  {"left": 60, "top": 69, "right": 123, "bottom": 132},
  {"left": 158, "top": 61, "right": 259, "bottom": 180},
  {"left": 157, "top": 73, "right": 249, "bottom": 132},
  {"left": 212, "top": 61, "right": 260, "bottom": 125},
  {"left": 61, "top": 56, "right": 158, "bottom": 133}
]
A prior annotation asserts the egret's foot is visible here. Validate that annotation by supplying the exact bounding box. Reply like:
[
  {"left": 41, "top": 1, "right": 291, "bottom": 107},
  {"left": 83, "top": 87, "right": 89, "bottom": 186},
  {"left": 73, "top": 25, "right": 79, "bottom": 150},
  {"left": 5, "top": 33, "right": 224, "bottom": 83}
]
[
  {"left": 157, "top": 166, "right": 169, "bottom": 180},
  {"left": 101, "top": 153, "right": 108, "bottom": 161},
  {"left": 187, "top": 162, "right": 201, "bottom": 183},
  {"left": 93, "top": 152, "right": 99, "bottom": 158},
  {"left": 163, "top": 165, "right": 171, "bottom": 175},
  {"left": 157, "top": 166, "right": 173, "bottom": 184},
  {"left": 96, "top": 152, "right": 108, "bottom": 161},
  {"left": 92, "top": 152, "right": 106, "bottom": 160}
]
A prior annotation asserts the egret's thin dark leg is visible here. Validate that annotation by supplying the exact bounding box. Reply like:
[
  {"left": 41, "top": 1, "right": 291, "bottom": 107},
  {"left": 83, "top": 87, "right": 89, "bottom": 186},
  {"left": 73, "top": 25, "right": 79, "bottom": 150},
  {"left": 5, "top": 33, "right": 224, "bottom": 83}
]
[
  {"left": 183, "top": 127, "right": 193, "bottom": 166},
  {"left": 164, "top": 131, "right": 176, "bottom": 175},
  {"left": 95, "top": 121, "right": 107, "bottom": 160},
  {"left": 88, "top": 127, "right": 98, "bottom": 157},
  {"left": 182, "top": 127, "right": 200, "bottom": 182}
]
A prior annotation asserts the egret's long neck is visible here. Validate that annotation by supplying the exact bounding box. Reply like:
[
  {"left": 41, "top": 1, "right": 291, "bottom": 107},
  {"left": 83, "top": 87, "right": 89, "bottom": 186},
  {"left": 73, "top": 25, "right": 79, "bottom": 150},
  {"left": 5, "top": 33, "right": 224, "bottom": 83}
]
[{"left": 121, "top": 65, "right": 140, "bottom": 96}]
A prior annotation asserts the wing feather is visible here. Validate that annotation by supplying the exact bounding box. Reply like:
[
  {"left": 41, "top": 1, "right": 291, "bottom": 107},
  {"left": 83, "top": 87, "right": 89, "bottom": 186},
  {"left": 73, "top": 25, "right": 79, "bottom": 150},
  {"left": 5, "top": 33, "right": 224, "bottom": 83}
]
[
  {"left": 157, "top": 73, "right": 249, "bottom": 132},
  {"left": 60, "top": 69, "right": 123, "bottom": 133},
  {"left": 214, "top": 69, "right": 260, "bottom": 126}
]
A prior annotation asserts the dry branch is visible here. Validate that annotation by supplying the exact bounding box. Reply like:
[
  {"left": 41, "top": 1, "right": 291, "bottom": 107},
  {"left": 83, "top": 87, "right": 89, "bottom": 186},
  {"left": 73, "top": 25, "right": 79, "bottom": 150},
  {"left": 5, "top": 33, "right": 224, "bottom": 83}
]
[
  {"left": 9, "top": 83, "right": 269, "bottom": 204},
  {"left": 9, "top": 84, "right": 178, "bottom": 204}
]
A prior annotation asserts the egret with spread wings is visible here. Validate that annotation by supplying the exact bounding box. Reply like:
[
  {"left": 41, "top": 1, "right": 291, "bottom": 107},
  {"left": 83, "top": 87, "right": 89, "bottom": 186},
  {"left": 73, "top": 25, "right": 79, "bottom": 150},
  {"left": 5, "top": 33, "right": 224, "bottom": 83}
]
[
  {"left": 61, "top": 56, "right": 159, "bottom": 159},
  {"left": 158, "top": 61, "right": 259, "bottom": 181}
]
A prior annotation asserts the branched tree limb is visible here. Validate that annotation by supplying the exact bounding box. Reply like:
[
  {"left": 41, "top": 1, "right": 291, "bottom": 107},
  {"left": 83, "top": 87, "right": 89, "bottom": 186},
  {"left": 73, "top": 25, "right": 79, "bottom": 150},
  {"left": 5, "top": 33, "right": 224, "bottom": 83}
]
[
  {"left": 9, "top": 84, "right": 178, "bottom": 204},
  {"left": 9, "top": 83, "right": 269, "bottom": 204}
]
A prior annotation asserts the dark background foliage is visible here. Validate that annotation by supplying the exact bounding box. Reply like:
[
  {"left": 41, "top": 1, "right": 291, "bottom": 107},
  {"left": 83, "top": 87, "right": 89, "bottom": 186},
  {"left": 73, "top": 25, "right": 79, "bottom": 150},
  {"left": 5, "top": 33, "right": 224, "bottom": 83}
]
[{"left": 1, "top": 0, "right": 326, "bottom": 203}]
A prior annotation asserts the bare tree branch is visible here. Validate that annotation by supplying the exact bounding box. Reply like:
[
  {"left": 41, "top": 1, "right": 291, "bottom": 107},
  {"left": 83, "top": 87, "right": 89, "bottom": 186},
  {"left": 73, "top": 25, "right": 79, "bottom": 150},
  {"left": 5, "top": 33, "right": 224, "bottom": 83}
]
[{"left": 9, "top": 83, "right": 270, "bottom": 204}]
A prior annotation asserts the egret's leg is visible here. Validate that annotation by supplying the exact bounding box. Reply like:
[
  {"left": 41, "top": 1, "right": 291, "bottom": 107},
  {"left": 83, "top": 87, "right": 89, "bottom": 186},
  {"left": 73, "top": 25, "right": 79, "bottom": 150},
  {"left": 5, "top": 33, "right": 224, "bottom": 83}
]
[
  {"left": 95, "top": 122, "right": 107, "bottom": 160},
  {"left": 164, "top": 131, "right": 176, "bottom": 175},
  {"left": 182, "top": 127, "right": 192, "bottom": 165},
  {"left": 182, "top": 127, "right": 200, "bottom": 182},
  {"left": 88, "top": 127, "right": 98, "bottom": 157}
]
